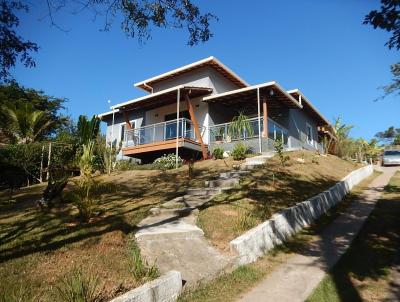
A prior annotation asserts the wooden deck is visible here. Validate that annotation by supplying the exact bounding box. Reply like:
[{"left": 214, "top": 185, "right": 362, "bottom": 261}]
[{"left": 122, "top": 138, "right": 204, "bottom": 156}]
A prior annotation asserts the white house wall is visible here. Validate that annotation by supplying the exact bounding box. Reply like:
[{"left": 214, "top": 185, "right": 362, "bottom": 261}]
[
  {"left": 145, "top": 96, "right": 210, "bottom": 143},
  {"left": 151, "top": 66, "right": 240, "bottom": 95}
]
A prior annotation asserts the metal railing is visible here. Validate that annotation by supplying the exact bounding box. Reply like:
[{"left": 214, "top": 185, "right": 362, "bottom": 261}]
[
  {"left": 209, "top": 117, "right": 289, "bottom": 145},
  {"left": 124, "top": 118, "right": 205, "bottom": 147}
]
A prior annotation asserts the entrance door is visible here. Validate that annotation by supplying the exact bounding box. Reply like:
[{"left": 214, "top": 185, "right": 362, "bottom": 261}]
[{"left": 164, "top": 111, "right": 191, "bottom": 140}]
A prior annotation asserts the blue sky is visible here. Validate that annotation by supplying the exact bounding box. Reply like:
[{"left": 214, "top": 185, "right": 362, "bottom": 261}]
[{"left": 13, "top": 0, "right": 399, "bottom": 139}]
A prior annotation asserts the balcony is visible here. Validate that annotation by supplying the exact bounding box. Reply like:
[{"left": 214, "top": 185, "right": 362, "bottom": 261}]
[{"left": 122, "top": 118, "right": 206, "bottom": 159}]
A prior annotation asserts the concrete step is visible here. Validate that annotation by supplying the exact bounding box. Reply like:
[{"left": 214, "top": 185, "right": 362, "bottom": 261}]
[
  {"left": 205, "top": 177, "right": 239, "bottom": 188},
  {"left": 186, "top": 187, "right": 224, "bottom": 196},
  {"left": 219, "top": 170, "right": 250, "bottom": 179}
]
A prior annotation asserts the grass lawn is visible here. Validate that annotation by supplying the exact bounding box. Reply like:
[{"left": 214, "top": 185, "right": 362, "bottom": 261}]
[
  {"left": 179, "top": 171, "right": 379, "bottom": 302},
  {"left": 0, "top": 158, "right": 239, "bottom": 301},
  {"left": 306, "top": 170, "right": 400, "bottom": 302},
  {"left": 197, "top": 150, "right": 361, "bottom": 251}
]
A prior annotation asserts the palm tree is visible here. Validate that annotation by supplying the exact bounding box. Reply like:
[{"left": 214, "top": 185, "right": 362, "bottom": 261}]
[
  {"left": 333, "top": 117, "right": 354, "bottom": 158},
  {"left": 1, "top": 102, "right": 53, "bottom": 144},
  {"left": 76, "top": 115, "right": 100, "bottom": 145}
]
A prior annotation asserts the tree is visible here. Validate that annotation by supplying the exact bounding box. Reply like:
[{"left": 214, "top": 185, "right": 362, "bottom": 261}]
[
  {"left": 76, "top": 115, "right": 100, "bottom": 146},
  {"left": 375, "top": 126, "right": 400, "bottom": 145},
  {"left": 364, "top": 0, "right": 400, "bottom": 99},
  {"left": 333, "top": 117, "right": 355, "bottom": 158},
  {"left": 1, "top": 0, "right": 217, "bottom": 81},
  {"left": 1, "top": 102, "right": 54, "bottom": 144},
  {"left": 0, "top": 1, "right": 38, "bottom": 82},
  {"left": 0, "top": 82, "right": 68, "bottom": 142}
]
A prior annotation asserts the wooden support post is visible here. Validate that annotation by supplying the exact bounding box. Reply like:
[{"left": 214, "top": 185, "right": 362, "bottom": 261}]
[
  {"left": 185, "top": 93, "right": 208, "bottom": 160},
  {"left": 262, "top": 97, "right": 268, "bottom": 138}
]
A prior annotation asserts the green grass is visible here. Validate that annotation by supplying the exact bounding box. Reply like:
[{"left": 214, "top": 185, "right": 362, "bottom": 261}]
[
  {"left": 307, "top": 171, "right": 400, "bottom": 302},
  {"left": 179, "top": 172, "right": 380, "bottom": 302}
]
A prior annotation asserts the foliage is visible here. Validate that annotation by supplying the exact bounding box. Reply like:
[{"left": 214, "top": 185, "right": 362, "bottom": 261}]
[
  {"left": 273, "top": 138, "right": 289, "bottom": 166},
  {"left": 0, "top": 82, "right": 68, "bottom": 143},
  {"left": 231, "top": 142, "right": 247, "bottom": 161},
  {"left": 0, "top": 1, "right": 38, "bottom": 82},
  {"left": 333, "top": 117, "right": 355, "bottom": 158},
  {"left": 55, "top": 268, "right": 99, "bottom": 302},
  {"left": 77, "top": 115, "right": 100, "bottom": 146},
  {"left": 114, "top": 158, "right": 139, "bottom": 171},
  {"left": 154, "top": 153, "right": 183, "bottom": 169},
  {"left": 375, "top": 125, "right": 400, "bottom": 145},
  {"left": 0, "top": 283, "right": 33, "bottom": 302},
  {"left": 130, "top": 242, "right": 159, "bottom": 282},
  {"left": 364, "top": 1, "right": 400, "bottom": 99},
  {"left": 212, "top": 147, "right": 224, "bottom": 159},
  {"left": 0, "top": 142, "right": 43, "bottom": 184},
  {"left": 364, "top": 0, "right": 400, "bottom": 50},
  {"left": 228, "top": 112, "right": 254, "bottom": 140},
  {"left": 64, "top": 177, "right": 114, "bottom": 222},
  {"left": 235, "top": 213, "right": 257, "bottom": 232},
  {"left": 1, "top": 1, "right": 216, "bottom": 78},
  {"left": 1, "top": 101, "right": 54, "bottom": 144},
  {"left": 79, "top": 140, "right": 96, "bottom": 177},
  {"left": 96, "top": 135, "right": 122, "bottom": 174}
]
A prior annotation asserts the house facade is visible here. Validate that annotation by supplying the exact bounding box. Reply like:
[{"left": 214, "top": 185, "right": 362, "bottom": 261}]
[{"left": 98, "top": 57, "right": 336, "bottom": 162}]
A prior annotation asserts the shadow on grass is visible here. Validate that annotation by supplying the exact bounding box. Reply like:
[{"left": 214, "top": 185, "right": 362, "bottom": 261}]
[
  {"left": 0, "top": 171, "right": 189, "bottom": 264},
  {"left": 306, "top": 185, "right": 400, "bottom": 301}
]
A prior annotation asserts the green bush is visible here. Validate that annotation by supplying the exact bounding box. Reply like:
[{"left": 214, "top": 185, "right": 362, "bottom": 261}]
[
  {"left": 212, "top": 147, "right": 224, "bottom": 159},
  {"left": 55, "top": 268, "right": 99, "bottom": 302},
  {"left": 115, "top": 159, "right": 139, "bottom": 171},
  {"left": 273, "top": 138, "right": 289, "bottom": 166},
  {"left": 232, "top": 143, "right": 248, "bottom": 161},
  {"left": 153, "top": 154, "right": 183, "bottom": 169}
]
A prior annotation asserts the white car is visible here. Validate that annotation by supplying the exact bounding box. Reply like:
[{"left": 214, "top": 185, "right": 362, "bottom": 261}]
[{"left": 382, "top": 150, "right": 400, "bottom": 166}]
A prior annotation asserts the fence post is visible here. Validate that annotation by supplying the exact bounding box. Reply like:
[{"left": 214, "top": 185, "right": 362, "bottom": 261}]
[{"left": 46, "top": 142, "right": 52, "bottom": 181}]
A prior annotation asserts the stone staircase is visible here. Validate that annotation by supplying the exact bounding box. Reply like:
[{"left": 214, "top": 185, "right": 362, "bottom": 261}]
[{"left": 135, "top": 152, "right": 275, "bottom": 287}]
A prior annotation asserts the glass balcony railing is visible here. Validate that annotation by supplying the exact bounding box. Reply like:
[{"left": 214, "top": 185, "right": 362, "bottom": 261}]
[
  {"left": 209, "top": 117, "right": 289, "bottom": 145},
  {"left": 124, "top": 118, "right": 205, "bottom": 147}
]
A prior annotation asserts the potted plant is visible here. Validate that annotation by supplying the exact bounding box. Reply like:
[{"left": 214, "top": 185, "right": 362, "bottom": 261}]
[
  {"left": 214, "top": 127, "right": 225, "bottom": 144},
  {"left": 228, "top": 112, "right": 254, "bottom": 141}
]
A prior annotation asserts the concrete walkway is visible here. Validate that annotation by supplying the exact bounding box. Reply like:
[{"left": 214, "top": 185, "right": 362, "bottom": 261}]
[{"left": 237, "top": 166, "right": 398, "bottom": 302}]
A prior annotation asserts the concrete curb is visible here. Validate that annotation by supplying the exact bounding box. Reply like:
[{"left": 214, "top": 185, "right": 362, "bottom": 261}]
[
  {"left": 109, "top": 271, "right": 182, "bottom": 302},
  {"left": 230, "top": 165, "right": 374, "bottom": 266}
]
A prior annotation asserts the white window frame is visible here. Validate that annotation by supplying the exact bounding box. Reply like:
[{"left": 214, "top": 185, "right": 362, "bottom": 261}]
[{"left": 306, "top": 123, "right": 313, "bottom": 145}]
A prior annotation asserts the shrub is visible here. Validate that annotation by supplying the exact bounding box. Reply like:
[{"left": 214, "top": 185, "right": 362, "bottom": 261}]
[
  {"left": 64, "top": 178, "right": 114, "bottom": 222},
  {"left": 153, "top": 154, "right": 183, "bottom": 170},
  {"left": 273, "top": 138, "right": 289, "bottom": 166},
  {"left": 55, "top": 268, "right": 99, "bottom": 302},
  {"left": 212, "top": 147, "right": 224, "bottom": 159},
  {"left": 232, "top": 143, "right": 248, "bottom": 161},
  {"left": 130, "top": 243, "right": 159, "bottom": 283},
  {"left": 115, "top": 159, "right": 139, "bottom": 171}
]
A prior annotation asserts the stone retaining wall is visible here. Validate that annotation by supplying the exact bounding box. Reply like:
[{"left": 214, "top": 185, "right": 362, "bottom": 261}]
[
  {"left": 230, "top": 165, "right": 374, "bottom": 266},
  {"left": 110, "top": 271, "right": 182, "bottom": 302}
]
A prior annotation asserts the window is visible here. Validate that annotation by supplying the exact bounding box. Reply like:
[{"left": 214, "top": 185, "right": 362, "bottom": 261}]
[
  {"left": 306, "top": 123, "right": 313, "bottom": 144},
  {"left": 120, "top": 124, "right": 125, "bottom": 141}
]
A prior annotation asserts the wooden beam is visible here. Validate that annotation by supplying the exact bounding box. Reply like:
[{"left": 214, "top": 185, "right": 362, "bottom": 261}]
[
  {"left": 123, "top": 111, "right": 132, "bottom": 129},
  {"left": 185, "top": 93, "right": 208, "bottom": 159},
  {"left": 262, "top": 96, "right": 268, "bottom": 138}
]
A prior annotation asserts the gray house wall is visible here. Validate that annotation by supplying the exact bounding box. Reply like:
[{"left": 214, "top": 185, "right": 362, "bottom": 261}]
[{"left": 288, "top": 108, "right": 319, "bottom": 148}]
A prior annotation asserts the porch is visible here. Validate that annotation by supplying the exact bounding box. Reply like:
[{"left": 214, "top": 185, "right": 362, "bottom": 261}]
[
  {"left": 208, "top": 116, "right": 325, "bottom": 154},
  {"left": 122, "top": 117, "right": 206, "bottom": 162}
]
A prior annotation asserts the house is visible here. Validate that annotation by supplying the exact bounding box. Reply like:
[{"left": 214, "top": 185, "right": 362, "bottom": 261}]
[{"left": 98, "top": 57, "right": 336, "bottom": 163}]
